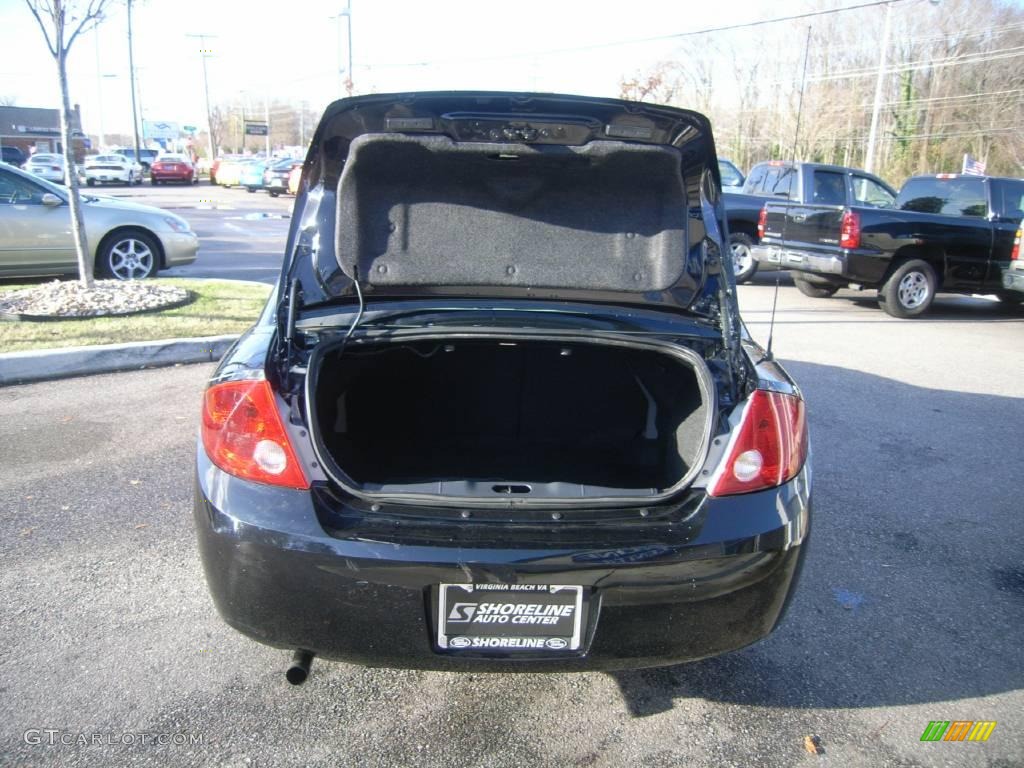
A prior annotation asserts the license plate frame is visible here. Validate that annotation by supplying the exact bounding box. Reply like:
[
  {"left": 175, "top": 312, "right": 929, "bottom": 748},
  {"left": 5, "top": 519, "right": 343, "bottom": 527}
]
[{"left": 437, "top": 583, "right": 587, "bottom": 653}]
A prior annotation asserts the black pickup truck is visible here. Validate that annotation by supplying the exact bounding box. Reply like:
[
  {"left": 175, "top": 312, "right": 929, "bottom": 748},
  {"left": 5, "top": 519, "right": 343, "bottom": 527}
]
[
  {"left": 752, "top": 173, "right": 1024, "bottom": 317},
  {"left": 724, "top": 161, "right": 896, "bottom": 284}
]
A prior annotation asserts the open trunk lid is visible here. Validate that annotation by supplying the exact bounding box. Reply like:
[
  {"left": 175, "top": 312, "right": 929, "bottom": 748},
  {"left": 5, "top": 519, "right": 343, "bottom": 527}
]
[{"left": 283, "top": 92, "right": 733, "bottom": 321}]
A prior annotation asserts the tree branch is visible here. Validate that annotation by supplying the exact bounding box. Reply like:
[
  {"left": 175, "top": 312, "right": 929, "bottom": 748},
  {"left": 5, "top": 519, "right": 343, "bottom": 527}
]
[
  {"left": 64, "top": 0, "right": 111, "bottom": 55},
  {"left": 24, "top": 0, "right": 59, "bottom": 58}
]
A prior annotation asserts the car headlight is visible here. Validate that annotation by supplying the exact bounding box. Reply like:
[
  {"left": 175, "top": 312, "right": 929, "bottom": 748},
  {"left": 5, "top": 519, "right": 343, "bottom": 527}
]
[{"left": 163, "top": 216, "right": 192, "bottom": 234}]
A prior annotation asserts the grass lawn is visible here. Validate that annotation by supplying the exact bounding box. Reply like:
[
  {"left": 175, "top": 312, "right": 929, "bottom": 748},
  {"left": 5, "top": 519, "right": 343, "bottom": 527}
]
[{"left": 0, "top": 279, "right": 272, "bottom": 353}]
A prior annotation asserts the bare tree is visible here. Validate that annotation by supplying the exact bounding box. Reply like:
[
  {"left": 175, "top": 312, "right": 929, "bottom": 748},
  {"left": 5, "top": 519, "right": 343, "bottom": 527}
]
[{"left": 24, "top": 0, "right": 113, "bottom": 289}]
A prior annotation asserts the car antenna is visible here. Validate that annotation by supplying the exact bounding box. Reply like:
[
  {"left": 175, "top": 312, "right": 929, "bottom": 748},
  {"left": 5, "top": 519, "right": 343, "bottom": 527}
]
[{"left": 764, "top": 276, "right": 781, "bottom": 362}]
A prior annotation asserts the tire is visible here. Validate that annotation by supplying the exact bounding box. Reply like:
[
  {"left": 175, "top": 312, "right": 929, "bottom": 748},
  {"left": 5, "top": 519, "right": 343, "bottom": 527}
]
[
  {"left": 86, "top": 178, "right": 95, "bottom": 187},
  {"left": 97, "top": 230, "right": 160, "bottom": 280},
  {"left": 247, "top": 186, "right": 256, "bottom": 194},
  {"left": 150, "top": 178, "right": 158, "bottom": 186},
  {"left": 269, "top": 190, "right": 280, "bottom": 198},
  {"left": 729, "top": 233, "right": 758, "bottom": 283},
  {"left": 878, "top": 259, "right": 937, "bottom": 318},
  {"left": 794, "top": 277, "right": 840, "bottom": 299}
]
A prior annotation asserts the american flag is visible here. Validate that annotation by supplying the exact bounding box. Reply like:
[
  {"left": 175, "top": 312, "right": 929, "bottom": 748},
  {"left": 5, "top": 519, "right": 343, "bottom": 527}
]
[{"left": 962, "top": 154, "right": 987, "bottom": 176}]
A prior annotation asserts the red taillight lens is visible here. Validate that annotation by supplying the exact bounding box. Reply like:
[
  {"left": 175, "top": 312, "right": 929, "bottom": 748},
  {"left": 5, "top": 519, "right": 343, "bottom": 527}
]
[
  {"left": 757, "top": 206, "right": 767, "bottom": 239},
  {"left": 1012, "top": 228, "right": 1021, "bottom": 261},
  {"left": 839, "top": 209, "right": 860, "bottom": 249},
  {"left": 708, "top": 390, "right": 807, "bottom": 497},
  {"left": 201, "top": 379, "right": 309, "bottom": 489}
]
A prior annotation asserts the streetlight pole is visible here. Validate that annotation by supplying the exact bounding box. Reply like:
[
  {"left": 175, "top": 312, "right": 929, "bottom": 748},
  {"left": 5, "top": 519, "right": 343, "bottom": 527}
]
[
  {"left": 331, "top": 1, "right": 353, "bottom": 95},
  {"left": 127, "top": 0, "right": 142, "bottom": 162},
  {"left": 864, "top": 1, "right": 893, "bottom": 173},
  {"left": 186, "top": 33, "right": 217, "bottom": 165}
]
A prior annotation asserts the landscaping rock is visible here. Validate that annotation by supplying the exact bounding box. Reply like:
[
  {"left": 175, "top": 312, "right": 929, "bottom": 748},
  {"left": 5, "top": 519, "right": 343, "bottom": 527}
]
[{"left": 0, "top": 280, "right": 191, "bottom": 319}]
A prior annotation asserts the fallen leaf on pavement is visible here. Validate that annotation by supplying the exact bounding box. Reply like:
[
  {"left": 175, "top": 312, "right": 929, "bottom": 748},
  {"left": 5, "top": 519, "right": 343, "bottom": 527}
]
[{"left": 804, "top": 735, "right": 824, "bottom": 755}]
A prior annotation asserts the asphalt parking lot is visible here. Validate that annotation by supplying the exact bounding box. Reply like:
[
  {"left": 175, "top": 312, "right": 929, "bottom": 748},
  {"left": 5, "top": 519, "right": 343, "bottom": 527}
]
[
  {"left": 1, "top": 187, "right": 1023, "bottom": 767},
  {"left": 96, "top": 181, "right": 294, "bottom": 284}
]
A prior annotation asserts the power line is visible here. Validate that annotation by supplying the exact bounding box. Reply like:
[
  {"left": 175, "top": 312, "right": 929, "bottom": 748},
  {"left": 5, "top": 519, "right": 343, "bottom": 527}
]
[{"left": 349, "top": 0, "right": 916, "bottom": 72}]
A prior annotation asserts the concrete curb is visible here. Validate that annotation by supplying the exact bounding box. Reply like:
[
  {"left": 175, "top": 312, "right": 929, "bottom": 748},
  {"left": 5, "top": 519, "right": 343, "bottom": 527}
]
[{"left": 0, "top": 334, "right": 239, "bottom": 387}]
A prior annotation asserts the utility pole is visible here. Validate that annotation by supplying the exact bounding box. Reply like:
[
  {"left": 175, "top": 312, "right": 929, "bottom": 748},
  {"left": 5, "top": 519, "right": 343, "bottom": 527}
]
[
  {"left": 865, "top": 1, "right": 893, "bottom": 173},
  {"left": 186, "top": 33, "right": 217, "bottom": 164},
  {"left": 791, "top": 26, "right": 812, "bottom": 162},
  {"left": 264, "top": 93, "right": 270, "bottom": 157},
  {"left": 331, "top": 1, "right": 353, "bottom": 95},
  {"left": 127, "top": 0, "right": 141, "bottom": 162}
]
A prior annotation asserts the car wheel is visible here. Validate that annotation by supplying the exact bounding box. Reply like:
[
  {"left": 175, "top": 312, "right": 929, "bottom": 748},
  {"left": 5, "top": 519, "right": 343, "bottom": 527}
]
[
  {"left": 729, "top": 233, "right": 758, "bottom": 284},
  {"left": 793, "top": 277, "right": 840, "bottom": 299},
  {"left": 878, "top": 259, "right": 936, "bottom": 318},
  {"left": 247, "top": 187, "right": 256, "bottom": 193},
  {"left": 269, "top": 190, "right": 280, "bottom": 198},
  {"left": 151, "top": 178, "right": 158, "bottom": 186},
  {"left": 86, "top": 178, "right": 95, "bottom": 187},
  {"left": 97, "top": 230, "right": 160, "bottom": 280}
]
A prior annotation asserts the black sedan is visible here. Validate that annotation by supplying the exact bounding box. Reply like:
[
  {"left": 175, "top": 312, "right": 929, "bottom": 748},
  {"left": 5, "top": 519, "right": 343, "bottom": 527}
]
[{"left": 194, "top": 92, "right": 811, "bottom": 682}]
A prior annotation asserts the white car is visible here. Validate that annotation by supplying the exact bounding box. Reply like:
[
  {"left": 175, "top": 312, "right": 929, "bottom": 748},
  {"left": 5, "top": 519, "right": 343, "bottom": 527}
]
[
  {"left": 23, "top": 153, "right": 66, "bottom": 184},
  {"left": 83, "top": 153, "right": 143, "bottom": 186}
]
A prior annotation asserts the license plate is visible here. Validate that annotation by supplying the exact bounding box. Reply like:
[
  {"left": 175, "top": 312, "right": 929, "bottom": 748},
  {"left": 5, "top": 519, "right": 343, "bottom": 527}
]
[{"left": 437, "top": 583, "right": 586, "bottom": 652}]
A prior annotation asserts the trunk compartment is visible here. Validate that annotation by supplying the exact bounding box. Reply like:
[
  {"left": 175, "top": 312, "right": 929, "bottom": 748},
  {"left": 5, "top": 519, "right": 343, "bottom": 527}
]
[{"left": 307, "top": 334, "right": 715, "bottom": 504}]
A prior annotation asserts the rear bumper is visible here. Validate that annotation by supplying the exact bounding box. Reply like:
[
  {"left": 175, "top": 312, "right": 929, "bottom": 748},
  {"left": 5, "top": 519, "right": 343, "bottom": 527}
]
[
  {"left": 752, "top": 244, "right": 845, "bottom": 275},
  {"left": 193, "top": 449, "right": 811, "bottom": 672},
  {"left": 1002, "top": 267, "right": 1024, "bottom": 294},
  {"left": 752, "top": 243, "right": 889, "bottom": 285},
  {"left": 152, "top": 171, "right": 193, "bottom": 181},
  {"left": 85, "top": 169, "right": 131, "bottom": 182}
]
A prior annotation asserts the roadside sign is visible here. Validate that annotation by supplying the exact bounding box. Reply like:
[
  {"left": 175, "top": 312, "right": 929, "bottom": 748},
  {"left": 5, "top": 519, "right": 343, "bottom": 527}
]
[{"left": 245, "top": 122, "right": 268, "bottom": 136}]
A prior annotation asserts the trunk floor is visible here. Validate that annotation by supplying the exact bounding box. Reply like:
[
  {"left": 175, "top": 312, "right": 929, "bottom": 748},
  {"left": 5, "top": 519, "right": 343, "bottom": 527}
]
[{"left": 335, "top": 438, "right": 661, "bottom": 488}]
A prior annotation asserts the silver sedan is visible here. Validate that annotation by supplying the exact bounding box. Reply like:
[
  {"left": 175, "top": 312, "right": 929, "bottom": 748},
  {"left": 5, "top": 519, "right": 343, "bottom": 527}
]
[{"left": 0, "top": 163, "right": 198, "bottom": 280}]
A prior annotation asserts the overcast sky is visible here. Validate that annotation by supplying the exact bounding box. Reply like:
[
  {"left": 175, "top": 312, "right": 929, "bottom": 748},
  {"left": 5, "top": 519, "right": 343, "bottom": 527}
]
[{"left": 2, "top": 0, "right": 1018, "bottom": 138}]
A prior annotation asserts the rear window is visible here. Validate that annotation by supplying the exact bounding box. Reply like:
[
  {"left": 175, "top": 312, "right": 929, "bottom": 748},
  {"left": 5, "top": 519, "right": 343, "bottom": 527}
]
[
  {"left": 763, "top": 167, "right": 795, "bottom": 199},
  {"left": 994, "top": 179, "right": 1024, "bottom": 220},
  {"left": 743, "top": 164, "right": 768, "bottom": 194},
  {"left": 812, "top": 171, "right": 846, "bottom": 205},
  {"left": 852, "top": 176, "right": 896, "bottom": 208},
  {"left": 897, "top": 176, "right": 988, "bottom": 218},
  {"left": 31, "top": 154, "right": 59, "bottom": 162}
]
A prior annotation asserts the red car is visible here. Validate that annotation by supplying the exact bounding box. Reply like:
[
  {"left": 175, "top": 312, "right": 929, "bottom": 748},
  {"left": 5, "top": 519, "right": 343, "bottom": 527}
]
[{"left": 150, "top": 154, "right": 196, "bottom": 185}]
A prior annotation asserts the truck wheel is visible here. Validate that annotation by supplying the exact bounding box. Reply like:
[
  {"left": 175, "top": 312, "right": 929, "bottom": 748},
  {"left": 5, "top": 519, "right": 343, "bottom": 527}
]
[
  {"left": 729, "top": 233, "right": 758, "bottom": 283},
  {"left": 794, "top": 277, "right": 839, "bottom": 299},
  {"left": 879, "top": 259, "right": 936, "bottom": 317}
]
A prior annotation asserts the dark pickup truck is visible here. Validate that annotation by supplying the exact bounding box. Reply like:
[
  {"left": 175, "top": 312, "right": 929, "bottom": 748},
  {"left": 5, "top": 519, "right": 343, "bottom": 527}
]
[
  {"left": 753, "top": 173, "right": 1024, "bottom": 317},
  {"left": 725, "top": 161, "right": 896, "bottom": 284}
]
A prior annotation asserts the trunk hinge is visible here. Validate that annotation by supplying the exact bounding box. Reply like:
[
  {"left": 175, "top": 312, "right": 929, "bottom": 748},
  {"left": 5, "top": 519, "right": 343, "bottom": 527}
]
[{"left": 699, "top": 180, "right": 744, "bottom": 401}]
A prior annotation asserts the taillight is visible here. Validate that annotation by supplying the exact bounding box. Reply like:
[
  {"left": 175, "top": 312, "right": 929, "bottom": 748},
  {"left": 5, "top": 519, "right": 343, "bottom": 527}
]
[
  {"left": 757, "top": 205, "right": 767, "bottom": 239},
  {"left": 839, "top": 209, "right": 860, "bottom": 249},
  {"left": 1012, "top": 228, "right": 1021, "bottom": 261},
  {"left": 708, "top": 390, "right": 807, "bottom": 497},
  {"left": 201, "top": 379, "right": 309, "bottom": 489}
]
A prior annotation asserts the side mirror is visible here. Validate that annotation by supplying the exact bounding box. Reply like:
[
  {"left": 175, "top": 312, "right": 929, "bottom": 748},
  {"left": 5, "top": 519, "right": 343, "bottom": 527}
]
[{"left": 41, "top": 193, "right": 63, "bottom": 207}]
